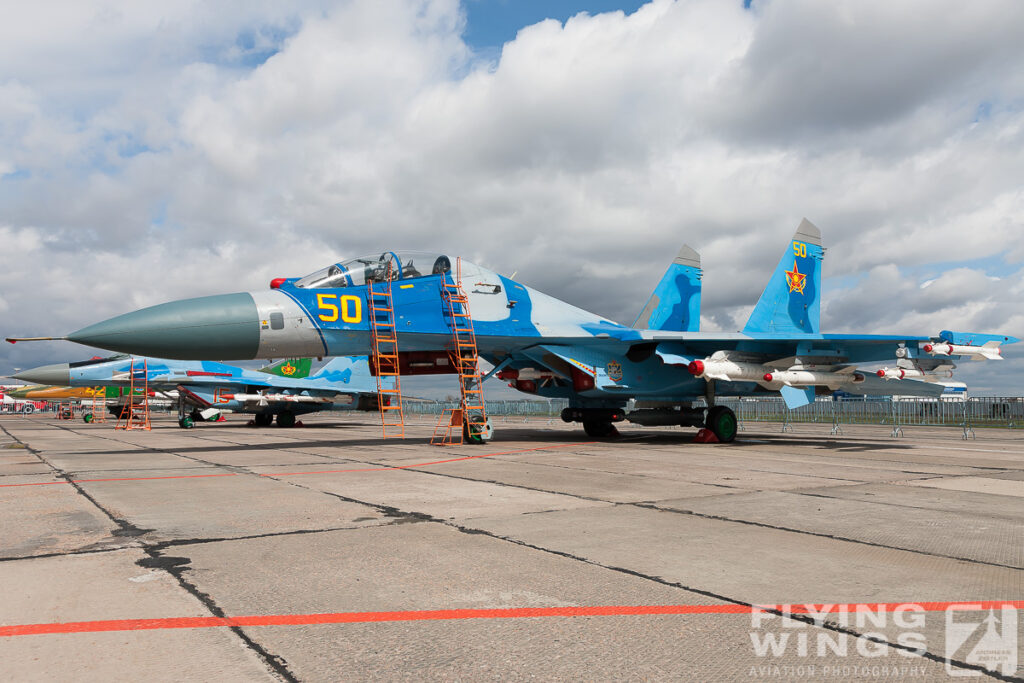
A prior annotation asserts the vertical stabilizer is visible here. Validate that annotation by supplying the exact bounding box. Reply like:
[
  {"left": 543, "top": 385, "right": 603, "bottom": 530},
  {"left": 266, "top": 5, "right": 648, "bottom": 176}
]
[
  {"left": 310, "top": 356, "right": 372, "bottom": 384},
  {"left": 259, "top": 358, "right": 312, "bottom": 379},
  {"left": 632, "top": 245, "right": 702, "bottom": 331},
  {"left": 742, "top": 219, "right": 823, "bottom": 335}
]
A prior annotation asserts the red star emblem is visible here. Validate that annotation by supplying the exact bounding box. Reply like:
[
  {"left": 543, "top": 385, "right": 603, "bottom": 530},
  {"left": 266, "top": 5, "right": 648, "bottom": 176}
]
[{"left": 785, "top": 260, "right": 806, "bottom": 294}]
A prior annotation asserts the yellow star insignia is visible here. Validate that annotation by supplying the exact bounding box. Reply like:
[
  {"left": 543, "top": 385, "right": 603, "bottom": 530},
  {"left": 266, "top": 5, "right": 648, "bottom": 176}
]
[{"left": 785, "top": 260, "right": 806, "bottom": 294}]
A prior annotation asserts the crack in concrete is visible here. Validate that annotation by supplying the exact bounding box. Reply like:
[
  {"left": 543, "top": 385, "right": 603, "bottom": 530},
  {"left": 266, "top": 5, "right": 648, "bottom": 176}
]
[
  {"left": 632, "top": 503, "right": 1022, "bottom": 571},
  {"left": 0, "top": 421, "right": 298, "bottom": 682}
]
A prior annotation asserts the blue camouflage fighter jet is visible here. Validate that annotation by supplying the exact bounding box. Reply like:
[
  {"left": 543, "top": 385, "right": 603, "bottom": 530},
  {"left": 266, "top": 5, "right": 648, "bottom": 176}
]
[
  {"left": 17, "top": 219, "right": 1018, "bottom": 442},
  {"left": 11, "top": 355, "right": 381, "bottom": 428}
]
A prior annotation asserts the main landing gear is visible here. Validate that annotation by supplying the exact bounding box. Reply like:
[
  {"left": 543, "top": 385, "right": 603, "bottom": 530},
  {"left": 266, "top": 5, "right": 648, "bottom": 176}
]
[
  {"left": 176, "top": 395, "right": 197, "bottom": 429},
  {"left": 704, "top": 405, "right": 737, "bottom": 443},
  {"left": 582, "top": 419, "right": 619, "bottom": 438},
  {"left": 561, "top": 407, "right": 622, "bottom": 439},
  {"left": 562, "top": 402, "right": 737, "bottom": 442}
]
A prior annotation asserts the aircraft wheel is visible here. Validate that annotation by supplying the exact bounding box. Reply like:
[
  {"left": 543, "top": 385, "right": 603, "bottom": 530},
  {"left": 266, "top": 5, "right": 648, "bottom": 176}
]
[
  {"left": 583, "top": 420, "right": 618, "bottom": 438},
  {"left": 705, "top": 406, "right": 737, "bottom": 443},
  {"left": 179, "top": 416, "right": 195, "bottom": 429},
  {"left": 254, "top": 413, "right": 273, "bottom": 427},
  {"left": 190, "top": 409, "right": 204, "bottom": 423},
  {"left": 276, "top": 411, "right": 296, "bottom": 428},
  {"left": 463, "top": 414, "right": 492, "bottom": 444},
  {"left": 83, "top": 413, "right": 93, "bottom": 423}
]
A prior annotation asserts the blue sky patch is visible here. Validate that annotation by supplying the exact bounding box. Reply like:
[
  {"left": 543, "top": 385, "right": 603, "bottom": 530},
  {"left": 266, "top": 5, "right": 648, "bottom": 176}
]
[{"left": 462, "top": 0, "right": 648, "bottom": 51}]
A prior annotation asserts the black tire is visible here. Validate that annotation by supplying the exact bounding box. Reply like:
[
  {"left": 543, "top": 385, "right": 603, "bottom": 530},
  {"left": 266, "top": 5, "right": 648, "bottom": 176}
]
[
  {"left": 463, "top": 414, "right": 489, "bottom": 444},
  {"left": 583, "top": 420, "right": 618, "bottom": 438},
  {"left": 190, "top": 409, "right": 204, "bottom": 422},
  {"left": 276, "top": 411, "right": 296, "bottom": 428},
  {"left": 179, "top": 416, "right": 195, "bottom": 429},
  {"left": 705, "top": 406, "right": 737, "bottom": 443},
  {"left": 254, "top": 413, "right": 273, "bottom": 427}
]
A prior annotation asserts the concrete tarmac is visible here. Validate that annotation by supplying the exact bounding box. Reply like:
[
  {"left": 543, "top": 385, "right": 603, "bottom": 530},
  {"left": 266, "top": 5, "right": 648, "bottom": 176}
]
[{"left": 0, "top": 413, "right": 1021, "bottom": 681}]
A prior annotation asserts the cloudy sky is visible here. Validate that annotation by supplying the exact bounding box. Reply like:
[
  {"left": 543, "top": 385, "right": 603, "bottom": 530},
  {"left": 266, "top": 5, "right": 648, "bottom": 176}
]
[{"left": 1, "top": 0, "right": 1022, "bottom": 395}]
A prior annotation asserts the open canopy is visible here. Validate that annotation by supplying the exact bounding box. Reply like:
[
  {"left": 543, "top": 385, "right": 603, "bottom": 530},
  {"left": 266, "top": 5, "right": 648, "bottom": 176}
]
[{"left": 293, "top": 252, "right": 462, "bottom": 288}]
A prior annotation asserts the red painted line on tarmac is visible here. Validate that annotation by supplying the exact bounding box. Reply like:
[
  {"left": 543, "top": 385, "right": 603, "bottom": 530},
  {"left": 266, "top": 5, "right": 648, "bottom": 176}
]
[
  {"left": 264, "top": 442, "right": 594, "bottom": 477},
  {"left": 2, "top": 601, "right": 1021, "bottom": 638},
  {"left": 0, "top": 473, "right": 240, "bottom": 488},
  {"left": 0, "top": 442, "right": 594, "bottom": 488}
]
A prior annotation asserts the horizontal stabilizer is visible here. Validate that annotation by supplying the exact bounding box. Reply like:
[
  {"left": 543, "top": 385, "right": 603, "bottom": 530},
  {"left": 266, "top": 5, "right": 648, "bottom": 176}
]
[
  {"left": 633, "top": 245, "right": 701, "bottom": 332},
  {"left": 743, "top": 219, "right": 823, "bottom": 336}
]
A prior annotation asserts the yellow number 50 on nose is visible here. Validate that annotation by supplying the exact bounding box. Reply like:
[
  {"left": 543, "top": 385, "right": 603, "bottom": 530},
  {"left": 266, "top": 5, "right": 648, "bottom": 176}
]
[{"left": 317, "top": 294, "right": 361, "bottom": 323}]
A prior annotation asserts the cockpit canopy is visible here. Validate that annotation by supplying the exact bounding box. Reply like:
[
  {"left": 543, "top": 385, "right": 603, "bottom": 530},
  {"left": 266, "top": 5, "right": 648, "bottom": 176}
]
[{"left": 294, "top": 252, "right": 465, "bottom": 288}]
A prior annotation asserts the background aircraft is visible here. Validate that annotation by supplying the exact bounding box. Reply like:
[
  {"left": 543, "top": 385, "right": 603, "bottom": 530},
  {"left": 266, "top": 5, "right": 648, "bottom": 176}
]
[
  {"left": 11, "top": 355, "right": 382, "bottom": 428},
  {"left": 18, "top": 220, "right": 1018, "bottom": 441},
  {"left": 2, "top": 384, "right": 104, "bottom": 401},
  {"left": 0, "top": 388, "right": 48, "bottom": 414}
]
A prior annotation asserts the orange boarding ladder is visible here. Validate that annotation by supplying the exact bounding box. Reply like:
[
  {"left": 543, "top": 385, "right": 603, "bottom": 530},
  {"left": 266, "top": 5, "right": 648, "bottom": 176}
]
[
  {"left": 116, "top": 358, "right": 151, "bottom": 431},
  {"left": 88, "top": 387, "right": 108, "bottom": 423},
  {"left": 432, "top": 258, "right": 488, "bottom": 445},
  {"left": 368, "top": 259, "right": 405, "bottom": 438}
]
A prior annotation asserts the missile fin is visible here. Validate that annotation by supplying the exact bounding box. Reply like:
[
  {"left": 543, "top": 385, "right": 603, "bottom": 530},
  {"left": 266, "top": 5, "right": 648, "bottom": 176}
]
[{"left": 780, "top": 385, "right": 815, "bottom": 409}]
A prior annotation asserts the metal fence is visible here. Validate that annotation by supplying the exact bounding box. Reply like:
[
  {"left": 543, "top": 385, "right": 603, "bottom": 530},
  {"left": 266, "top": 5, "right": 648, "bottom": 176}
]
[
  {"left": 404, "top": 399, "right": 569, "bottom": 418},
  {"left": 405, "top": 396, "right": 1024, "bottom": 439},
  {"left": 720, "top": 396, "right": 1024, "bottom": 428},
  {"left": 6, "top": 396, "right": 1024, "bottom": 438}
]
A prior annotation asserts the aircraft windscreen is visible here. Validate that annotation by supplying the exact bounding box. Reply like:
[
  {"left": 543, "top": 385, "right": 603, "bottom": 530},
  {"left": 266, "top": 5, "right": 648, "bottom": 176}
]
[{"left": 294, "top": 252, "right": 457, "bottom": 288}]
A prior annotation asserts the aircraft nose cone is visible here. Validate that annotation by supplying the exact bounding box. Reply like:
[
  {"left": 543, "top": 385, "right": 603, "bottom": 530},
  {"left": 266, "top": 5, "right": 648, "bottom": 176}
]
[
  {"left": 12, "top": 363, "right": 71, "bottom": 386},
  {"left": 67, "top": 293, "right": 260, "bottom": 360}
]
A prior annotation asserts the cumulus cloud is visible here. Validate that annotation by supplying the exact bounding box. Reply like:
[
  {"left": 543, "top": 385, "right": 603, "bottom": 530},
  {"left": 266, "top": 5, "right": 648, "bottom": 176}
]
[{"left": 1, "top": 0, "right": 1023, "bottom": 395}]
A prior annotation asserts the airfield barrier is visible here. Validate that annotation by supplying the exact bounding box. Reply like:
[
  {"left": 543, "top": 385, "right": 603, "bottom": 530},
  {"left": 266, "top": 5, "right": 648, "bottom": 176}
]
[
  {"left": 404, "top": 399, "right": 569, "bottom": 418},
  {"left": 719, "top": 396, "right": 1024, "bottom": 430},
  {"left": 403, "top": 396, "right": 1024, "bottom": 433},
  {"left": 5, "top": 396, "right": 1023, "bottom": 433}
]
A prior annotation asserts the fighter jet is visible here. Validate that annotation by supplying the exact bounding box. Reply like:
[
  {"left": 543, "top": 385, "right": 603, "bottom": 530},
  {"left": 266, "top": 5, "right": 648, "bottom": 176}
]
[
  {"left": 2, "top": 384, "right": 105, "bottom": 401},
  {"left": 11, "top": 355, "right": 382, "bottom": 428},
  {"left": 15, "top": 220, "right": 1018, "bottom": 441}
]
